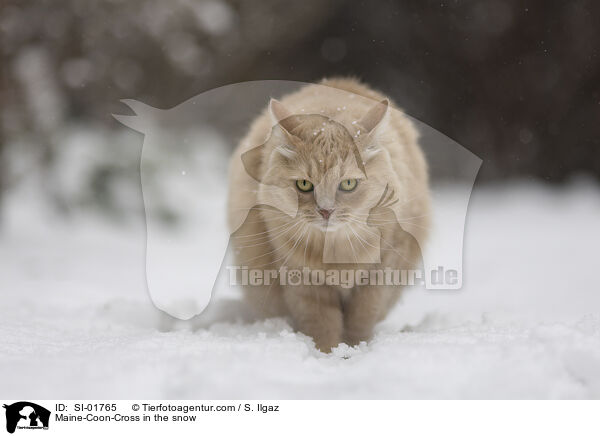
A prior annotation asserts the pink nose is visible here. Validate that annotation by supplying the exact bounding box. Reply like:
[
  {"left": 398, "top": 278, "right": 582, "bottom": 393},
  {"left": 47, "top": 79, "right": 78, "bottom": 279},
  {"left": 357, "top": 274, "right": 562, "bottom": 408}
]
[{"left": 318, "top": 208, "right": 334, "bottom": 220}]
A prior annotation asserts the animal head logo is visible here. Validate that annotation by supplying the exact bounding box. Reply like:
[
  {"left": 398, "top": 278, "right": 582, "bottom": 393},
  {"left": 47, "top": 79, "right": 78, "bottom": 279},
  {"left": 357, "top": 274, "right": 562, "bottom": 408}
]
[
  {"left": 113, "top": 80, "right": 481, "bottom": 320},
  {"left": 3, "top": 402, "right": 50, "bottom": 434}
]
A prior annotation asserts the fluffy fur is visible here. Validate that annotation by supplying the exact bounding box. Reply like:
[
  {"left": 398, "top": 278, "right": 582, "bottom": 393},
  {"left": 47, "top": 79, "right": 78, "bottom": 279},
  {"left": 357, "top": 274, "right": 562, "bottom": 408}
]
[{"left": 227, "top": 78, "right": 430, "bottom": 352}]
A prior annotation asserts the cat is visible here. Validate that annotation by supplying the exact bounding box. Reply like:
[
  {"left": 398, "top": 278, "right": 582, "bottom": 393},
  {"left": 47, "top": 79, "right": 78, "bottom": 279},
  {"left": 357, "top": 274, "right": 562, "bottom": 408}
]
[{"left": 227, "top": 78, "right": 430, "bottom": 352}]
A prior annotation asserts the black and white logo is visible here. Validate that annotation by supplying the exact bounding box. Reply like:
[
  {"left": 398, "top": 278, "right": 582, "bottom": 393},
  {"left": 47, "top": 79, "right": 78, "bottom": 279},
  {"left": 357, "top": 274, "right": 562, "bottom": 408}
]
[{"left": 3, "top": 402, "right": 50, "bottom": 434}]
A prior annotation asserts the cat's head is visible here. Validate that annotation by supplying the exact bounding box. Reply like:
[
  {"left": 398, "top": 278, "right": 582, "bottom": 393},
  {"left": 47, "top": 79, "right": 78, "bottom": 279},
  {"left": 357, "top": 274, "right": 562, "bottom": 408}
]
[{"left": 255, "top": 98, "right": 396, "bottom": 231}]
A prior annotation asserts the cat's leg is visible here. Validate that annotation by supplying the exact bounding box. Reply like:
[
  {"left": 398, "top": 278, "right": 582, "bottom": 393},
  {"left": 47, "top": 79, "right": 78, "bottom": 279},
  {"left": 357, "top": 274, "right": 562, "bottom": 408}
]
[
  {"left": 283, "top": 285, "right": 343, "bottom": 353},
  {"left": 244, "top": 283, "right": 287, "bottom": 319},
  {"left": 343, "top": 285, "right": 400, "bottom": 346},
  {"left": 231, "top": 206, "right": 288, "bottom": 319}
]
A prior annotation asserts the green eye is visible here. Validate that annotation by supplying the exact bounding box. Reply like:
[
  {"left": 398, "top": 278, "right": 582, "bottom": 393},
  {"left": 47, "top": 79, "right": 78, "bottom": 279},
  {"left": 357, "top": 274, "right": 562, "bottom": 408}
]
[
  {"left": 296, "top": 179, "right": 314, "bottom": 192},
  {"left": 339, "top": 179, "right": 358, "bottom": 192}
]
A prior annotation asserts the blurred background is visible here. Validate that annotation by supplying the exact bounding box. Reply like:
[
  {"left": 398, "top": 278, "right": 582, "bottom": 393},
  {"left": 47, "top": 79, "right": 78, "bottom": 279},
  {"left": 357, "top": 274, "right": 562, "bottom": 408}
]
[{"left": 1, "top": 0, "right": 599, "bottom": 222}]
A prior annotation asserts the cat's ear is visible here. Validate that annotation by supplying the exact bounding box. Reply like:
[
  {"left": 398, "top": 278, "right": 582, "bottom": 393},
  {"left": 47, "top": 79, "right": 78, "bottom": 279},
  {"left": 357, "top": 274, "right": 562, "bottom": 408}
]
[
  {"left": 359, "top": 99, "right": 389, "bottom": 134},
  {"left": 357, "top": 99, "right": 390, "bottom": 163},
  {"left": 269, "top": 99, "right": 302, "bottom": 135}
]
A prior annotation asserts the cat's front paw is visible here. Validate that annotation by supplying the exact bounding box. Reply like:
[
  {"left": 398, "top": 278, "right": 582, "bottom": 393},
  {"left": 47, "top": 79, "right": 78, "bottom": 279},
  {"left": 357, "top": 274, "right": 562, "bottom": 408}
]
[
  {"left": 343, "top": 329, "right": 373, "bottom": 347},
  {"left": 304, "top": 327, "right": 342, "bottom": 353},
  {"left": 313, "top": 336, "right": 342, "bottom": 353}
]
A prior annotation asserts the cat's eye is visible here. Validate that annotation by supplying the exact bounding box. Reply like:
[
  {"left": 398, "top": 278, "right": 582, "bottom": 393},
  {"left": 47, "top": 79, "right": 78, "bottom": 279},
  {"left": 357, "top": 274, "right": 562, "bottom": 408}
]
[
  {"left": 339, "top": 179, "right": 358, "bottom": 192},
  {"left": 296, "top": 179, "right": 314, "bottom": 192}
]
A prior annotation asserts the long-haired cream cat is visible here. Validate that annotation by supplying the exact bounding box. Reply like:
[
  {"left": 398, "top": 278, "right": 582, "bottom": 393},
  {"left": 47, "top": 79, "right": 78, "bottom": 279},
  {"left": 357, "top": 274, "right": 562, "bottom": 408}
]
[{"left": 227, "top": 78, "right": 430, "bottom": 352}]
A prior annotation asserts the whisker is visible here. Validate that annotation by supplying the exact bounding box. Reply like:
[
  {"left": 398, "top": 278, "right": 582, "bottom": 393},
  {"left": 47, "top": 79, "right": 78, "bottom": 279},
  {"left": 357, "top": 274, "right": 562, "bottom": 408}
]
[
  {"left": 251, "top": 223, "right": 308, "bottom": 268},
  {"left": 274, "top": 224, "right": 310, "bottom": 269},
  {"left": 343, "top": 219, "right": 418, "bottom": 265},
  {"left": 344, "top": 227, "right": 360, "bottom": 264},
  {"left": 233, "top": 220, "right": 302, "bottom": 246},
  {"left": 240, "top": 222, "right": 306, "bottom": 265}
]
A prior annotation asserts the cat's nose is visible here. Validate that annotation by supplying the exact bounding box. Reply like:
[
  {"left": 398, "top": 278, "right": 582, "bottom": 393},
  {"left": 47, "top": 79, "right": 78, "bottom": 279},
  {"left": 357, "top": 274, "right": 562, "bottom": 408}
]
[{"left": 317, "top": 208, "right": 334, "bottom": 220}]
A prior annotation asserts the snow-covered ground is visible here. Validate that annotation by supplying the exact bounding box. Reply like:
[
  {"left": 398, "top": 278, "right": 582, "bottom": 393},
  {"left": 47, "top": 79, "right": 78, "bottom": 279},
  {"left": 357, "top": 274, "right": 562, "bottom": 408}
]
[{"left": 1, "top": 178, "right": 600, "bottom": 399}]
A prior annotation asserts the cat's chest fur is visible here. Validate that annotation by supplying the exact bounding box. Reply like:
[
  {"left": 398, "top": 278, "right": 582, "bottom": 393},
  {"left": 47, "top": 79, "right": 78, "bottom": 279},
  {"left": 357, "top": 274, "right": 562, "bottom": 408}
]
[{"left": 337, "top": 287, "right": 353, "bottom": 302}]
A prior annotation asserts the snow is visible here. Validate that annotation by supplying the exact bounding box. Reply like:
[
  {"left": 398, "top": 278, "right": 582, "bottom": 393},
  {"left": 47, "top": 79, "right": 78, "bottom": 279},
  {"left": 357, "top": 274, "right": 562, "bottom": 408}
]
[{"left": 1, "top": 178, "right": 600, "bottom": 399}]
